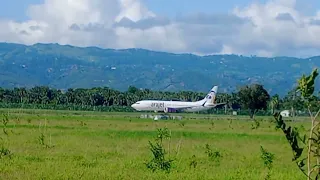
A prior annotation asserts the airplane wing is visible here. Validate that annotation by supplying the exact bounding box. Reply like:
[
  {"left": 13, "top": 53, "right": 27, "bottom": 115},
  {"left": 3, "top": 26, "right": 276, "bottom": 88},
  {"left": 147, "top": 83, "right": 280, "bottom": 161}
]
[
  {"left": 164, "top": 101, "right": 209, "bottom": 112},
  {"left": 166, "top": 105, "right": 200, "bottom": 109},
  {"left": 215, "top": 102, "right": 227, "bottom": 106},
  {"left": 164, "top": 104, "right": 202, "bottom": 112},
  {"left": 167, "top": 100, "right": 208, "bottom": 109},
  {"left": 204, "top": 102, "right": 227, "bottom": 107},
  {"left": 214, "top": 102, "right": 227, "bottom": 108}
]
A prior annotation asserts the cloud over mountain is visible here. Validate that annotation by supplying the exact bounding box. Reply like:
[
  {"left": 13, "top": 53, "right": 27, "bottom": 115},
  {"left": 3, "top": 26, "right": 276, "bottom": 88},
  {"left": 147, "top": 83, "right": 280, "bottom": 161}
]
[{"left": 1, "top": 0, "right": 320, "bottom": 57}]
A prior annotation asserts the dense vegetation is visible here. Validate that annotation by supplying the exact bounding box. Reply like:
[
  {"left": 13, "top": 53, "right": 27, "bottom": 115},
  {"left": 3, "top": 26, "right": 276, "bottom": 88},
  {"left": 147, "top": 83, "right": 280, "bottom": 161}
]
[
  {"left": 0, "top": 83, "right": 319, "bottom": 116},
  {"left": 0, "top": 42, "right": 319, "bottom": 96}
]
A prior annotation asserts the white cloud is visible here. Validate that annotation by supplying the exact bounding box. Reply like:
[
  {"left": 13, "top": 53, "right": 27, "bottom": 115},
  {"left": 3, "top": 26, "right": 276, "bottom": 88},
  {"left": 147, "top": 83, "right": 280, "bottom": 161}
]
[
  {"left": 1, "top": 0, "right": 320, "bottom": 57},
  {"left": 231, "top": 0, "right": 320, "bottom": 57},
  {"left": 115, "top": 0, "right": 155, "bottom": 22}
]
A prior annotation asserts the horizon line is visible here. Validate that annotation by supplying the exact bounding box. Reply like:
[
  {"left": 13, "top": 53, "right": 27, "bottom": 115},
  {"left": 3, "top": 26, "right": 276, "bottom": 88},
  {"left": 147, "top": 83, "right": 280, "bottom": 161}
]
[{"left": 0, "top": 41, "right": 318, "bottom": 59}]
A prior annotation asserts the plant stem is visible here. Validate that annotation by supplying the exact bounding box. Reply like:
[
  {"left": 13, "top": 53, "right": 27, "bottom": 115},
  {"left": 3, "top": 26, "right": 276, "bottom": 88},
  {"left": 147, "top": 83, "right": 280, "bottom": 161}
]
[
  {"left": 307, "top": 108, "right": 320, "bottom": 179},
  {"left": 308, "top": 108, "right": 313, "bottom": 179}
]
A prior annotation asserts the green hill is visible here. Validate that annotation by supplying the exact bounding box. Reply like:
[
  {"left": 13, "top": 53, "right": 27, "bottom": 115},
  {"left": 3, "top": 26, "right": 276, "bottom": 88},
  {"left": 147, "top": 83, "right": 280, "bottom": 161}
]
[{"left": 0, "top": 42, "right": 319, "bottom": 96}]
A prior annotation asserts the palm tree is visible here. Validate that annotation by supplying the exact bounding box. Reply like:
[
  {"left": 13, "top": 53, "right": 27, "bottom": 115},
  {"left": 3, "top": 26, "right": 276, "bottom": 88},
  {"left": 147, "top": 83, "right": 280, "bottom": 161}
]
[{"left": 270, "top": 94, "right": 280, "bottom": 114}]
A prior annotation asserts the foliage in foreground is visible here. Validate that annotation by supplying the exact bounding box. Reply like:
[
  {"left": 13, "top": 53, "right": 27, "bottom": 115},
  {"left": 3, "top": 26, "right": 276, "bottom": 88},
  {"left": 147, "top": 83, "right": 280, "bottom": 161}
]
[
  {"left": 273, "top": 68, "right": 320, "bottom": 179},
  {"left": 145, "top": 128, "right": 177, "bottom": 173},
  {"left": 0, "top": 113, "right": 12, "bottom": 160},
  {"left": 260, "top": 146, "right": 275, "bottom": 180}
]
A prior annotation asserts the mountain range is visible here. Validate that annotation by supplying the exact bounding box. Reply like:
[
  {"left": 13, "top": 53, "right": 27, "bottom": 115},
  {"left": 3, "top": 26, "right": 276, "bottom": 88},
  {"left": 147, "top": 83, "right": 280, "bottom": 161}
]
[{"left": 0, "top": 42, "right": 319, "bottom": 97}]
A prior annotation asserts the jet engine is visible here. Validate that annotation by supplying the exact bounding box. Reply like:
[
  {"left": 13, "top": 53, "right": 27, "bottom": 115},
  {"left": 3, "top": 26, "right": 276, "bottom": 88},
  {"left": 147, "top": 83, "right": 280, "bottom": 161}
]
[{"left": 164, "top": 107, "right": 178, "bottom": 113}]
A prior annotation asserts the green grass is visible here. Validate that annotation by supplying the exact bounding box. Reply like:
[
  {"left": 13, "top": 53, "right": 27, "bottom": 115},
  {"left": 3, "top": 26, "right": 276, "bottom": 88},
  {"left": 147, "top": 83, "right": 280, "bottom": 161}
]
[{"left": 0, "top": 108, "right": 312, "bottom": 179}]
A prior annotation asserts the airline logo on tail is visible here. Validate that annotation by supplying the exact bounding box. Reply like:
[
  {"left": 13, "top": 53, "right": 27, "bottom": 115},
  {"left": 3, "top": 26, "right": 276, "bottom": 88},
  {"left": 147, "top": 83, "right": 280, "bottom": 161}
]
[
  {"left": 205, "top": 86, "right": 218, "bottom": 105},
  {"left": 210, "top": 90, "right": 216, "bottom": 104}
]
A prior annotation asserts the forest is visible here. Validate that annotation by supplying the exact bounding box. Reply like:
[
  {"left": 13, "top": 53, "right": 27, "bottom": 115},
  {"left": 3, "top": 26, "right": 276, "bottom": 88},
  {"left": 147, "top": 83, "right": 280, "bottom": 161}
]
[{"left": 0, "top": 82, "right": 319, "bottom": 116}]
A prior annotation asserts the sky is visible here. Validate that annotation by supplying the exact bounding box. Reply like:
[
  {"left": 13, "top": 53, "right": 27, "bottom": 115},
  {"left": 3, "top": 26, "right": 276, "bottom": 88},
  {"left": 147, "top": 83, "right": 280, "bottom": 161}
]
[{"left": 1, "top": 0, "right": 320, "bottom": 57}]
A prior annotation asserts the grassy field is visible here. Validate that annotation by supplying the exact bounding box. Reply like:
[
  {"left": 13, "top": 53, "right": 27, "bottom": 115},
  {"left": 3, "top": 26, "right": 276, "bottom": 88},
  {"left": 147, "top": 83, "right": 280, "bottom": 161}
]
[{"left": 0, "top": 108, "right": 314, "bottom": 179}]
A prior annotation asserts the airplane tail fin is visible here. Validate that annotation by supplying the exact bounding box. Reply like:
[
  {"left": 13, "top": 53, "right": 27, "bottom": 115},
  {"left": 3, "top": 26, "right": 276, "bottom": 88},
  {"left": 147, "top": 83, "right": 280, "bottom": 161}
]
[{"left": 204, "top": 86, "right": 218, "bottom": 105}]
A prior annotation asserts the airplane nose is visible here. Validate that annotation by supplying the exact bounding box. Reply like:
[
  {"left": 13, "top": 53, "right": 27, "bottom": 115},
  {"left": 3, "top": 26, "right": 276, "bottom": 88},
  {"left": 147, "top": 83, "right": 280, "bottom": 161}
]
[{"left": 131, "top": 104, "right": 136, "bottom": 108}]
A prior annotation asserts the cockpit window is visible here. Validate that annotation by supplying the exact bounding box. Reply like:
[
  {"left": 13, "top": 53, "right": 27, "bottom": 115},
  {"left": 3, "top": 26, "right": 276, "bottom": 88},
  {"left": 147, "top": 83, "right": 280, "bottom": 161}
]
[{"left": 136, "top": 102, "right": 140, "bottom": 104}]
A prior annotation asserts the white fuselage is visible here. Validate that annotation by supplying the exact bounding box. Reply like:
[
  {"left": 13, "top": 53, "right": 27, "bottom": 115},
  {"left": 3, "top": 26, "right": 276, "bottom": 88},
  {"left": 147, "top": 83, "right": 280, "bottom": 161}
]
[
  {"left": 131, "top": 100, "right": 215, "bottom": 113},
  {"left": 131, "top": 85, "right": 221, "bottom": 113}
]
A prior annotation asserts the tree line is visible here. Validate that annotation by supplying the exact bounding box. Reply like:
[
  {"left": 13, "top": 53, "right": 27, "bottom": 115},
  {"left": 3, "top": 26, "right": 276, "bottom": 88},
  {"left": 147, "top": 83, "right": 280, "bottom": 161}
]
[{"left": 0, "top": 82, "right": 319, "bottom": 116}]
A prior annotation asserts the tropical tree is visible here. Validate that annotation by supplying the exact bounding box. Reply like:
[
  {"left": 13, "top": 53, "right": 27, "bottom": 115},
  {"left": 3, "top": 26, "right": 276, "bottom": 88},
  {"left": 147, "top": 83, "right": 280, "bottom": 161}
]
[
  {"left": 237, "top": 84, "right": 270, "bottom": 119},
  {"left": 269, "top": 94, "right": 280, "bottom": 114}
]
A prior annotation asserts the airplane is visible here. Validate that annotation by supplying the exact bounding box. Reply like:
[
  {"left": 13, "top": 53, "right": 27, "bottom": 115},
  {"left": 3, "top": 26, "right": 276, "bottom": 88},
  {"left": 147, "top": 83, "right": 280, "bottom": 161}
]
[{"left": 130, "top": 85, "right": 226, "bottom": 113}]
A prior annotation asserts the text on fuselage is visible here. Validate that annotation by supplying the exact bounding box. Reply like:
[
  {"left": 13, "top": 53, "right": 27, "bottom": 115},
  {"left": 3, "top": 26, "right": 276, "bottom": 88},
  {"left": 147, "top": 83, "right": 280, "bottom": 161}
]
[{"left": 151, "top": 102, "right": 165, "bottom": 109}]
